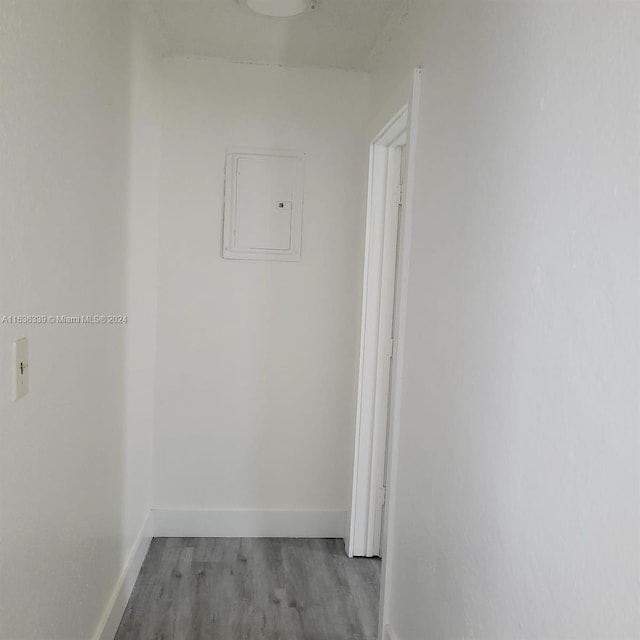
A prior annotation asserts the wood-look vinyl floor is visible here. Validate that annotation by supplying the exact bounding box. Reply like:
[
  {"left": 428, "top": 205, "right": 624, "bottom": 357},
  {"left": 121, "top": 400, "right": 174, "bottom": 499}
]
[{"left": 115, "top": 537, "right": 381, "bottom": 640}]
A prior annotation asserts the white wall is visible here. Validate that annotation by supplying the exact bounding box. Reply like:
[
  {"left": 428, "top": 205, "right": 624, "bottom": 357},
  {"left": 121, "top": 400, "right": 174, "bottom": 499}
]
[
  {"left": 121, "top": 1, "right": 162, "bottom": 564},
  {"left": 153, "top": 58, "right": 370, "bottom": 532},
  {"left": 372, "top": 2, "right": 640, "bottom": 638},
  {"left": 0, "top": 2, "right": 162, "bottom": 638}
]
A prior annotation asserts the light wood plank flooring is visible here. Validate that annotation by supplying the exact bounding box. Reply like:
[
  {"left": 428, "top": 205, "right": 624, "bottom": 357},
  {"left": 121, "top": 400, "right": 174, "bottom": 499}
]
[{"left": 115, "top": 537, "right": 381, "bottom": 640}]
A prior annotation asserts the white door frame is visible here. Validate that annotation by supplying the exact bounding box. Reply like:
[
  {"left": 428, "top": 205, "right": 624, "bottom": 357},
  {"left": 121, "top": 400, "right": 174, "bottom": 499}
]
[
  {"left": 348, "top": 70, "right": 421, "bottom": 559},
  {"left": 377, "top": 68, "right": 422, "bottom": 639}
]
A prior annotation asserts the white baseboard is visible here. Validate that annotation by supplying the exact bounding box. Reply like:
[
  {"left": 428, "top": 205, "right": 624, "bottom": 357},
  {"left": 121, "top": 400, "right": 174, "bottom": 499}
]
[
  {"left": 93, "top": 513, "right": 154, "bottom": 640},
  {"left": 384, "top": 624, "right": 399, "bottom": 640},
  {"left": 152, "top": 508, "right": 346, "bottom": 538}
]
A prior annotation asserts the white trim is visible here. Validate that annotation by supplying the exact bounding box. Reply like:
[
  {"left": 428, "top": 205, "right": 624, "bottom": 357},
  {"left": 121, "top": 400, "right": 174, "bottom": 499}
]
[
  {"left": 374, "top": 105, "right": 409, "bottom": 146},
  {"left": 152, "top": 508, "right": 345, "bottom": 538},
  {"left": 378, "top": 68, "right": 423, "bottom": 639},
  {"left": 349, "top": 105, "right": 408, "bottom": 558},
  {"left": 93, "top": 513, "right": 154, "bottom": 640}
]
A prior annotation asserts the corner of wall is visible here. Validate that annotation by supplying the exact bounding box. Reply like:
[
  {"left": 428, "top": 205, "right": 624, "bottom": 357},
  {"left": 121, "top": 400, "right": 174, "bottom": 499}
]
[{"left": 93, "top": 513, "right": 154, "bottom": 640}]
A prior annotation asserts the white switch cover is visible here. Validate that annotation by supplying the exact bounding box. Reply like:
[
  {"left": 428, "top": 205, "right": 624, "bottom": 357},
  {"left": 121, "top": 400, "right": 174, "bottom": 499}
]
[{"left": 13, "top": 337, "right": 28, "bottom": 401}]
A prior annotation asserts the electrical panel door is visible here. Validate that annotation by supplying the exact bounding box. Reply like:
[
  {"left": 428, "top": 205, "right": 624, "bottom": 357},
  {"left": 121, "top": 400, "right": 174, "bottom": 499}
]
[{"left": 223, "top": 149, "right": 304, "bottom": 261}]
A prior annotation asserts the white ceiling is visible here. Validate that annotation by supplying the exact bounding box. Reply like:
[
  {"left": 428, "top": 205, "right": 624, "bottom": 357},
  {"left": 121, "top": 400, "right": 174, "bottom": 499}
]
[{"left": 148, "top": 0, "right": 408, "bottom": 71}]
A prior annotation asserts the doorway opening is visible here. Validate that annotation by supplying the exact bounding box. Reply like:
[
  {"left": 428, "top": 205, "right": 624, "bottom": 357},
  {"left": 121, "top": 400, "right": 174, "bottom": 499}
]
[
  {"left": 347, "top": 68, "right": 422, "bottom": 640},
  {"left": 348, "top": 105, "right": 408, "bottom": 560}
]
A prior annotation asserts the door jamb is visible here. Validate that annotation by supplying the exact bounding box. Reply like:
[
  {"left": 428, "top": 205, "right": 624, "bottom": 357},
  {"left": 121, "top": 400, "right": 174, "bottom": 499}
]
[
  {"left": 347, "top": 93, "right": 414, "bottom": 558},
  {"left": 377, "top": 68, "right": 423, "bottom": 640}
]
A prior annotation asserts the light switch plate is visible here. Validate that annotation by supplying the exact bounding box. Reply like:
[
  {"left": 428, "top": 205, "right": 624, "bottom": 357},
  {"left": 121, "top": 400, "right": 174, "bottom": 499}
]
[{"left": 13, "top": 337, "right": 28, "bottom": 401}]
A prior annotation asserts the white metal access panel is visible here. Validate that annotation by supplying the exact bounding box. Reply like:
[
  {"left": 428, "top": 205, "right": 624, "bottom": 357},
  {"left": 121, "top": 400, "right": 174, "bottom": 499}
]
[{"left": 223, "top": 148, "right": 304, "bottom": 262}]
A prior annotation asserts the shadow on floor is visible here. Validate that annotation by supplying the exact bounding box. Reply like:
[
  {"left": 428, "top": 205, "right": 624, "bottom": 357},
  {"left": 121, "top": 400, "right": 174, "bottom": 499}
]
[{"left": 115, "top": 537, "right": 381, "bottom": 640}]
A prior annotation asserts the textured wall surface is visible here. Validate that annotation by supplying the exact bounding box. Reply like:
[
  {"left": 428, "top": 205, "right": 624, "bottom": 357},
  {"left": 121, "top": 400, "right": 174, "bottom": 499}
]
[{"left": 370, "top": 2, "right": 640, "bottom": 638}]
